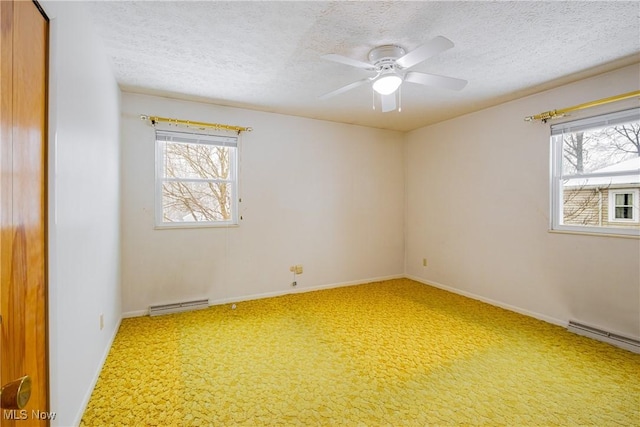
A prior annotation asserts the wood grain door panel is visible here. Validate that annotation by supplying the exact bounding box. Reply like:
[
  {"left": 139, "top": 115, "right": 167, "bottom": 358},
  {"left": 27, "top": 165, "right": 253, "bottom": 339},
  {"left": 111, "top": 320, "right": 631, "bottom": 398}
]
[{"left": 0, "top": 1, "right": 48, "bottom": 425}]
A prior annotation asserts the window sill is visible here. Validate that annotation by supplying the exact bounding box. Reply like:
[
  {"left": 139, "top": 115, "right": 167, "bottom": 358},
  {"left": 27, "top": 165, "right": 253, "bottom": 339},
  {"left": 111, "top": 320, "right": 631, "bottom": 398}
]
[
  {"left": 154, "top": 223, "right": 239, "bottom": 230},
  {"left": 548, "top": 228, "right": 640, "bottom": 239}
]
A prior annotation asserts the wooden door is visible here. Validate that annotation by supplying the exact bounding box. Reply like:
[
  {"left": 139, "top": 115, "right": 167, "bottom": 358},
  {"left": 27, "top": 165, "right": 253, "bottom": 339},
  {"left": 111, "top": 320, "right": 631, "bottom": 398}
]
[{"left": 0, "top": 1, "right": 49, "bottom": 425}]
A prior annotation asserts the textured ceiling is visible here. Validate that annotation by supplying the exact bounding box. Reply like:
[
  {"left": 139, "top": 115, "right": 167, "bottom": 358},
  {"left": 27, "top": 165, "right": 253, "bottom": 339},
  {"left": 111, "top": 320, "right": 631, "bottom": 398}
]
[{"left": 85, "top": 1, "right": 640, "bottom": 132}]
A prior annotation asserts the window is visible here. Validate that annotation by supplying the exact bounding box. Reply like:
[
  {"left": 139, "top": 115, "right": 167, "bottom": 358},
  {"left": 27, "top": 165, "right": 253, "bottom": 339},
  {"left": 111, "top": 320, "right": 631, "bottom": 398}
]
[
  {"left": 608, "top": 189, "right": 639, "bottom": 222},
  {"left": 550, "top": 108, "right": 640, "bottom": 236},
  {"left": 155, "top": 129, "right": 238, "bottom": 227}
]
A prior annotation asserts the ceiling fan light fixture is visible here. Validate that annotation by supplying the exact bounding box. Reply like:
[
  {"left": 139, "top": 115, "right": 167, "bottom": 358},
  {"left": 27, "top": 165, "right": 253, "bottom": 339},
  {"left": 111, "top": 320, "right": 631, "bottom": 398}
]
[{"left": 372, "top": 74, "right": 402, "bottom": 95}]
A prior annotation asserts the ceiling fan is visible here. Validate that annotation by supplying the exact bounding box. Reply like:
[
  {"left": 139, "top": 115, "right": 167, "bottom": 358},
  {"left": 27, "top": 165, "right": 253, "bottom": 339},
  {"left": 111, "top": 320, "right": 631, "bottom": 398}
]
[{"left": 319, "top": 36, "right": 467, "bottom": 113}]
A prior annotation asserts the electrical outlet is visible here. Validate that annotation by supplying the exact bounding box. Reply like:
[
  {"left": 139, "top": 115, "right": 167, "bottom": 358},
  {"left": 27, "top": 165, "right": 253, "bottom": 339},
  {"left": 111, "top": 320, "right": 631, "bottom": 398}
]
[
  {"left": 422, "top": 258, "right": 428, "bottom": 267},
  {"left": 99, "top": 313, "right": 104, "bottom": 330}
]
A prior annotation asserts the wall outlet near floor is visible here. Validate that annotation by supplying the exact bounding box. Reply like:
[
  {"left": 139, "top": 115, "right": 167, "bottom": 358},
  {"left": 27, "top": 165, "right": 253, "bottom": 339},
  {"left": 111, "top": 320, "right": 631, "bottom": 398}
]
[
  {"left": 422, "top": 258, "right": 428, "bottom": 267},
  {"left": 99, "top": 313, "right": 104, "bottom": 330}
]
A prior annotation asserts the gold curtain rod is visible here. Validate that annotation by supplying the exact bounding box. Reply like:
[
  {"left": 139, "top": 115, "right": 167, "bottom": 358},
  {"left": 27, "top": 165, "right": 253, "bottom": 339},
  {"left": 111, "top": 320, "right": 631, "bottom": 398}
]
[
  {"left": 140, "top": 115, "right": 252, "bottom": 134},
  {"left": 524, "top": 90, "right": 640, "bottom": 123}
]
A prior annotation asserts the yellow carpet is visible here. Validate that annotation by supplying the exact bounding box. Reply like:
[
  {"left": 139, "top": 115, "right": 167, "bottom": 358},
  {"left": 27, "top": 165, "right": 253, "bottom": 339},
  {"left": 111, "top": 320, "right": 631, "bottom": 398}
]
[{"left": 81, "top": 279, "right": 640, "bottom": 426}]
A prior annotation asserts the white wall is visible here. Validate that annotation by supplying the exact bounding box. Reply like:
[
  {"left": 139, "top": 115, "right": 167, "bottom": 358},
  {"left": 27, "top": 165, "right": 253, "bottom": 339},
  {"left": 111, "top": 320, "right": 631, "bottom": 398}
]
[
  {"left": 406, "top": 64, "right": 640, "bottom": 339},
  {"left": 121, "top": 93, "right": 405, "bottom": 315},
  {"left": 42, "top": 2, "right": 122, "bottom": 426}
]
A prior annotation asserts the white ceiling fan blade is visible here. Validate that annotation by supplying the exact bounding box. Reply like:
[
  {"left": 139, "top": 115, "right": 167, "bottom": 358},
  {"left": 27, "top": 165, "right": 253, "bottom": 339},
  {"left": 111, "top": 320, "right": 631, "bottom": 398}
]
[
  {"left": 321, "top": 54, "right": 374, "bottom": 70},
  {"left": 396, "top": 36, "right": 454, "bottom": 69},
  {"left": 405, "top": 71, "right": 468, "bottom": 91},
  {"left": 380, "top": 93, "right": 397, "bottom": 113},
  {"left": 319, "top": 78, "right": 370, "bottom": 100}
]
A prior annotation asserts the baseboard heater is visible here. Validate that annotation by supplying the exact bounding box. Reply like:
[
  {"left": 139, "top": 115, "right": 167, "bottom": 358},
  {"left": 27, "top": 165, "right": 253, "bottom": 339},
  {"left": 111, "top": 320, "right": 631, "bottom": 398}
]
[
  {"left": 567, "top": 320, "right": 640, "bottom": 354},
  {"left": 149, "top": 299, "right": 209, "bottom": 316}
]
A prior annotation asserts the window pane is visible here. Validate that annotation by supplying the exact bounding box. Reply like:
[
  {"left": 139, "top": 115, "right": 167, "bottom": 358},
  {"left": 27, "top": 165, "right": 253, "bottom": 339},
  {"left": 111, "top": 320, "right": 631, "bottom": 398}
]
[
  {"left": 164, "top": 142, "right": 231, "bottom": 180},
  {"left": 162, "top": 181, "right": 232, "bottom": 222},
  {"left": 615, "top": 193, "right": 632, "bottom": 206},
  {"left": 561, "top": 121, "right": 640, "bottom": 175},
  {"left": 155, "top": 129, "right": 239, "bottom": 227},
  {"left": 615, "top": 207, "right": 632, "bottom": 219}
]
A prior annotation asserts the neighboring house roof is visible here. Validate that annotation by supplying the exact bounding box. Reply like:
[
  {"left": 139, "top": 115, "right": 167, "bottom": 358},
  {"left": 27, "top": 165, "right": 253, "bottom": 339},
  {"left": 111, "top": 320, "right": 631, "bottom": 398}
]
[{"left": 565, "top": 156, "right": 640, "bottom": 188}]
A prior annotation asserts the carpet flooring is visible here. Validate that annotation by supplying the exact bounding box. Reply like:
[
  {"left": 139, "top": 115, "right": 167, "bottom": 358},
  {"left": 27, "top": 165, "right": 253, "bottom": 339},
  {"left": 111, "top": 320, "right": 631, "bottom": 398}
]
[{"left": 80, "top": 279, "right": 640, "bottom": 426}]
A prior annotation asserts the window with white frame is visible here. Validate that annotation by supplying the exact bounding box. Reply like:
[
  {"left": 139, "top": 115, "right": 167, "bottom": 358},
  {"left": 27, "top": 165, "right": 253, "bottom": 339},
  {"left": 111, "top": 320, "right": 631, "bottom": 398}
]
[
  {"left": 155, "top": 129, "right": 238, "bottom": 227},
  {"left": 550, "top": 108, "right": 640, "bottom": 236},
  {"left": 608, "top": 189, "right": 639, "bottom": 223}
]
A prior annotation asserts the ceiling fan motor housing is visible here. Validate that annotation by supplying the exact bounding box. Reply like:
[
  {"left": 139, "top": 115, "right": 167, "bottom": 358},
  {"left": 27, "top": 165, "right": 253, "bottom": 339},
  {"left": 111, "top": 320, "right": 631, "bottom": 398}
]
[{"left": 368, "top": 45, "right": 406, "bottom": 72}]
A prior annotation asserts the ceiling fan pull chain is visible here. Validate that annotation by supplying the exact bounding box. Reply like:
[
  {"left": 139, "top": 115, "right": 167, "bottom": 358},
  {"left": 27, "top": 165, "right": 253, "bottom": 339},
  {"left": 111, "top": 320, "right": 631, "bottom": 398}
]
[
  {"left": 398, "top": 85, "right": 402, "bottom": 113},
  {"left": 372, "top": 88, "right": 376, "bottom": 110}
]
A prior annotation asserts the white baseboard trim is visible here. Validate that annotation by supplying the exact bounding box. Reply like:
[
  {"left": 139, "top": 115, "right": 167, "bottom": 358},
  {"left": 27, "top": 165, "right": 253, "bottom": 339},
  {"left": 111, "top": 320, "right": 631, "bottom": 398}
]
[
  {"left": 122, "top": 309, "right": 148, "bottom": 318},
  {"left": 72, "top": 316, "right": 122, "bottom": 427},
  {"left": 405, "top": 274, "right": 566, "bottom": 328},
  {"left": 121, "top": 274, "right": 405, "bottom": 318}
]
